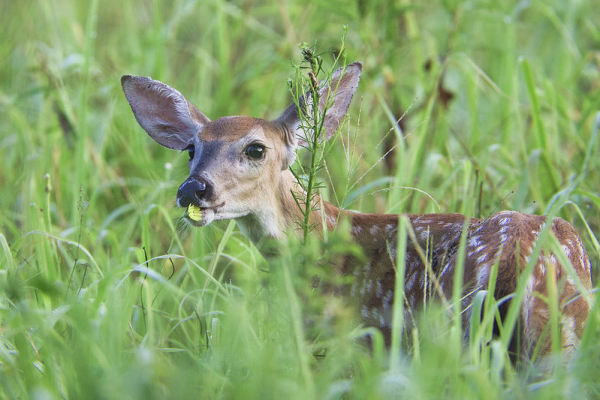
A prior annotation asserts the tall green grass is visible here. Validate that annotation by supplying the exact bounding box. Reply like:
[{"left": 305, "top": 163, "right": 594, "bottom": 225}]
[{"left": 1, "top": 0, "right": 599, "bottom": 398}]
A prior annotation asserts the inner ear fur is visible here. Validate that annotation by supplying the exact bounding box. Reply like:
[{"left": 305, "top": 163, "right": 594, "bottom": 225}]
[
  {"left": 121, "top": 75, "right": 210, "bottom": 150},
  {"left": 276, "top": 62, "right": 362, "bottom": 150}
]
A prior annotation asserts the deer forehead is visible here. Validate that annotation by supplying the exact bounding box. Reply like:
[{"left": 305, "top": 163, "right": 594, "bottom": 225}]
[{"left": 199, "top": 116, "right": 284, "bottom": 143}]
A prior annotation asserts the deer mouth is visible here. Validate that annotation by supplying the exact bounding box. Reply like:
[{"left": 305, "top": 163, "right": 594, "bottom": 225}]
[{"left": 184, "top": 202, "right": 225, "bottom": 227}]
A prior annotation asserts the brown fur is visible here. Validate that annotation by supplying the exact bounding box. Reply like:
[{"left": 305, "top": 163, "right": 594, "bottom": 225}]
[{"left": 323, "top": 208, "right": 592, "bottom": 364}]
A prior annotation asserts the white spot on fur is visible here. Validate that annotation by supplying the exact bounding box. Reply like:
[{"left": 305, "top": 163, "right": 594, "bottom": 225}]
[
  {"left": 561, "top": 316, "right": 579, "bottom": 349},
  {"left": 352, "top": 226, "right": 362, "bottom": 235},
  {"left": 521, "top": 275, "right": 537, "bottom": 332},
  {"left": 562, "top": 245, "right": 572, "bottom": 258},
  {"left": 474, "top": 244, "right": 486, "bottom": 254},
  {"left": 499, "top": 217, "right": 511, "bottom": 226},
  {"left": 407, "top": 272, "right": 418, "bottom": 290},
  {"left": 372, "top": 308, "right": 380, "bottom": 319},
  {"left": 379, "top": 313, "right": 386, "bottom": 328},
  {"left": 327, "top": 214, "right": 337, "bottom": 226},
  {"left": 538, "top": 263, "right": 546, "bottom": 276},
  {"left": 409, "top": 293, "right": 416, "bottom": 309},
  {"left": 440, "top": 261, "right": 452, "bottom": 278},
  {"left": 385, "top": 224, "right": 396, "bottom": 235},
  {"left": 409, "top": 259, "right": 421, "bottom": 271},
  {"left": 383, "top": 291, "right": 393, "bottom": 310},
  {"left": 477, "top": 253, "right": 488, "bottom": 264},
  {"left": 468, "top": 236, "right": 482, "bottom": 247},
  {"left": 576, "top": 238, "right": 586, "bottom": 257},
  {"left": 370, "top": 225, "right": 380, "bottom": 235},
  {"left": 476, "top": 265, "right": 490, "bottom": 286}
]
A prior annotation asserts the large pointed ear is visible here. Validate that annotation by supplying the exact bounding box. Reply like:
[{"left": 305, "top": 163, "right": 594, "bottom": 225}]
[
  {"left": 277, "top": 62, "right": 362, "bottom": 148},
  {"left": 121, "top": 75, "right": 210, "bottom": 150}
]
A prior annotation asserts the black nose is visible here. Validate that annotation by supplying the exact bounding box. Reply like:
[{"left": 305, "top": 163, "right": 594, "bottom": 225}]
[{"left": 177, "top": 178, "right": 212, "bottom": 207}]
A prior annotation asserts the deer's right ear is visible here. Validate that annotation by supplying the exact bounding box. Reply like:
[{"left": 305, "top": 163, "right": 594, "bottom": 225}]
[{"left": 121, "top": 75, "right": 210, "bottom": 150}]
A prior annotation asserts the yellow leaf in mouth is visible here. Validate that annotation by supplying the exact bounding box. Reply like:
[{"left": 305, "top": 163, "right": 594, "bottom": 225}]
[{"left": 187, "top": 204, "right": 202, "bottom": 221}]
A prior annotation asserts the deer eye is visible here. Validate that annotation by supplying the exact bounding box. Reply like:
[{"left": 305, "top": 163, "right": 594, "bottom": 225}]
[
  {"left": 187, "top": 145, "right": 195, "bottom": 161},
  {"left": 245, "top": 144, "right": 265, "bottom": 160}
]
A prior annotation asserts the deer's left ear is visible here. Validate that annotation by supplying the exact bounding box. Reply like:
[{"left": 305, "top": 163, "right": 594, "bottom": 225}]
[{"left": 277, "top": 62, "right": 362, "bottom": 153}]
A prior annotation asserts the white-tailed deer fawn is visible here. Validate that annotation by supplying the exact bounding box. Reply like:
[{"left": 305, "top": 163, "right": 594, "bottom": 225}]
[{"left": 122, "top": 62, "right": 592, "bottom": 365}]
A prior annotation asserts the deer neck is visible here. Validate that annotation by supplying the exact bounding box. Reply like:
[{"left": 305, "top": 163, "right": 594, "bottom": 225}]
[
  {"left": 233, "top": 169, "right": 454, "bottom": 254},
  {"left": 235, "top": 169, "right": 342, "bottom": 245}
]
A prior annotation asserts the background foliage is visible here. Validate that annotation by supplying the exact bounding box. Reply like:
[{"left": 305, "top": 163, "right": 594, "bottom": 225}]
[{"left": 1, "top": 0, "right": 600, "bottom": 398}]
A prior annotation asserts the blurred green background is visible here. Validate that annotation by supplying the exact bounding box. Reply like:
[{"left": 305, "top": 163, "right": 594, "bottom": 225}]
[{"left": 1, "top": 0, "right": 600, "bottom": 398}]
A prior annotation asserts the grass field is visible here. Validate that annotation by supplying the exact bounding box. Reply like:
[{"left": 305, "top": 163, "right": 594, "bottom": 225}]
[{"left": 1, "top": 0, "right": 600, "bottom": 398}]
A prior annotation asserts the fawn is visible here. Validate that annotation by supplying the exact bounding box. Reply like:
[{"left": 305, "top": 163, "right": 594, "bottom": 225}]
[{"left": 122, "top": 62, "right": 592, "bottom": 366}]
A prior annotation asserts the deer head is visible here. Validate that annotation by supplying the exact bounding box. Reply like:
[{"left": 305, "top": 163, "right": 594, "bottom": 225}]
[{"left": 121, "top": 63, "right": 361, "bottom": 242}]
